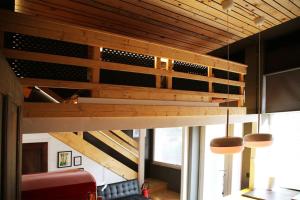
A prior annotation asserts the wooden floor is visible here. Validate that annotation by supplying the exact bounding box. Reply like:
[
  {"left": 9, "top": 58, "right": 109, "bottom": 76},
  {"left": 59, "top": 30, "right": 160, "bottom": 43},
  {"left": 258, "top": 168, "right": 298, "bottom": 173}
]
[
  {"left": 146, "top": 178, "right": 180, "bottom": 200},
  {"left": 151, "top": 190, "right": 180, "bottom": 200}
]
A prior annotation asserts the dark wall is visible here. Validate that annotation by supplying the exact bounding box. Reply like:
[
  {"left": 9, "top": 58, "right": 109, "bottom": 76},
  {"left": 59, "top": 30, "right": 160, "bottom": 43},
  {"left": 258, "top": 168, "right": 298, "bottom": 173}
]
[
  {"left": 0, "top": 0, "right": 14, "bottom": 10},
  {"left": 209, "top": 17, "right": 300, "bottom": 113},
  {"left": 145, "top": 129, "right": 181, "bottom": 193}
]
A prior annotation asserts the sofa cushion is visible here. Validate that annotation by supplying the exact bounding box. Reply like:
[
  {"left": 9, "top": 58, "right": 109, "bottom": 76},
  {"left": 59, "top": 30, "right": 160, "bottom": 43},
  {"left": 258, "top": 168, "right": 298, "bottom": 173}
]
[{"left": 98, "top": 179, "right": 141, "bottom": 200}]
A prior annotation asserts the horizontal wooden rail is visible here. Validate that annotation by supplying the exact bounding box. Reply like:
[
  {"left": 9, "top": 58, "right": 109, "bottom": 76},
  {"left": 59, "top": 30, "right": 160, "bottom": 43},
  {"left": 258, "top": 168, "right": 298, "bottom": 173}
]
[
  {"left": 100, "top": 130, "right": 139, "bottom": 156},
  {"left": 0, "top": 10, "right": 247, "bottom": 74},
  {"left": 111, "top": 130, "right": 139, "bottom": 149},
  {"left": 2, "top": 48, "right": 99, "bottom": 69},
  {"left": 4, "top": 49, "right": 244, "bottom": 87},
  {"left": 88, "top": 131, "right": 138, "bottom": 164},
  {"left": 18, "top": 78, "right": 244, "bottom": 101},
  {"left": 23, "top": 103, "right": 247, "bottom": 118}
]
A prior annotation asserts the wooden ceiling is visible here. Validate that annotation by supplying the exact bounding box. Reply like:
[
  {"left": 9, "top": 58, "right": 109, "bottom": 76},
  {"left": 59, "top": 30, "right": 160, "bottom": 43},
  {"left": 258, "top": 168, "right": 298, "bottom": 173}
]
[{"left": 15, "top": 0, "right": 300, "bottom": 54}]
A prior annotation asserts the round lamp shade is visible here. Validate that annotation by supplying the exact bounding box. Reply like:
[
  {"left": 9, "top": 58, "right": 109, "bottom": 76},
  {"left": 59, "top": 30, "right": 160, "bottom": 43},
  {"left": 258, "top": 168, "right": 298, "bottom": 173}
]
[
  {"left": 244, "top": 133, "right": 272, "bottom": 148},
  {"left": 210, "top": 137, "right": 244, "bottom": 154}
]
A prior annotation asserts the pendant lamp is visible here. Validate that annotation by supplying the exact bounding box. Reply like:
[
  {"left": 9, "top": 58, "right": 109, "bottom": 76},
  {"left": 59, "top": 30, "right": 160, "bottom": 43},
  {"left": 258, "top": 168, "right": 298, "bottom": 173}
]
[
  {"left": 210, "top": 0, "right": 244, "bottom": 154},
  {"left": 244, "top": 17, "right": 273, "bottom": 148}
]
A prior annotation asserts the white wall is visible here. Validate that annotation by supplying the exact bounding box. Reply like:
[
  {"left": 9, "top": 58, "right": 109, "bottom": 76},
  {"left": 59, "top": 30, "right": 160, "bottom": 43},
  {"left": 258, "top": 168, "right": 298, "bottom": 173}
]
[{"left": 23, "top": 133, "right": 125, "bottom": 186}]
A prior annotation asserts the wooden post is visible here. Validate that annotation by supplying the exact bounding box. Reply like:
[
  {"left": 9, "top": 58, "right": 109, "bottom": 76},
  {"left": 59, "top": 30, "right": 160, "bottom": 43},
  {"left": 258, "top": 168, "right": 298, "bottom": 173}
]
[
  {"left": 180, "top": 127, "right": 189, "bottom": 200},
  {"left": 208, "top": 67, "right": 213, "bottom": 102},
  {"left": 138, "top": 129, "right": 146, "bottom": 187},
  {"left": 238, "top": 74, "right": 245, "bottom": 106},
  {"left": 224, "top": 124, "right": 234, "bottom": 196},
  {"left": 167, "top": 59, "right": 173, "bottom": 89},
  {"left": 88, "top": 47, "right": 101, "bottom": 97},
  {"left": 154, "top": 57, "right": 161, "bottom": 88}
]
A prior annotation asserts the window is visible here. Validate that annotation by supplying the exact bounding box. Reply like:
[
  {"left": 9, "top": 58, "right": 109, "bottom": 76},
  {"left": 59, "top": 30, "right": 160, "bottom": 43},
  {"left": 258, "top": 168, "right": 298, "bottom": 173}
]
[
  {"left": 153, "top": 127, "right": 183, "bottom": 166},
  {"left": 255, "top": 111, "right": 300, "bottom": 190}
]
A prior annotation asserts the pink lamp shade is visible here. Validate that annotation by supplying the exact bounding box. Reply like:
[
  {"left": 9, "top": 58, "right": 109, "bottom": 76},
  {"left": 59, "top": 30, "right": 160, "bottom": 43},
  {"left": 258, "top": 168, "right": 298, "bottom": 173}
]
[
  {"left": 244, "top": 133, "right": 273, "bottom": 148},
  {"left": 210, "top": 137, "right": 244, "bottom": 154}
]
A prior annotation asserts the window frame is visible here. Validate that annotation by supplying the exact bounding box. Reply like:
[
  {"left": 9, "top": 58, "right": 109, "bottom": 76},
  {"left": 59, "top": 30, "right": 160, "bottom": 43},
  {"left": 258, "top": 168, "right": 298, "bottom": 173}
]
[{"left": 152, "top": 128, "right": 183, "bottom": 169}]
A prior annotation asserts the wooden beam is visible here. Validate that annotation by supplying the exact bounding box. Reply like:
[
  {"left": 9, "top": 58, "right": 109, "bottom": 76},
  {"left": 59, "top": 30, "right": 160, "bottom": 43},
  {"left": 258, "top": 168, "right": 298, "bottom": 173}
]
[
  {"left": 0, "top": 10, "right": 248, "bottom": 74},
  {"left": 88, "top": 47, "right": 101, "bottom": 97},
  {"left": 19, "top": 78, "right": 244, "bottom": 102},
  {"left": 88, "top": 131, "right": 138, "bottom": 164},
  {"left": 167, "top": 59, "right": 173, "bottom": 89},
  {"left": 2, "top": 48, "right": 99, "bottom": 69},
  {"left": 50, "top": 132, "right": 137, "bottom": 180},
  {"left": 138, "top": 129, "right": 146, "bottom": 187},
  {"left": 100, "top": 130, "right": 138, "bottom": 156},
  {"left": 111, "top": 130, "right": 139, "bottom": 149},
  {"left": 155, "top": 57, "right": 161, "bottom": 88},
  {"left": 23, "top": 103, "right": 247, "bottom": 118}
]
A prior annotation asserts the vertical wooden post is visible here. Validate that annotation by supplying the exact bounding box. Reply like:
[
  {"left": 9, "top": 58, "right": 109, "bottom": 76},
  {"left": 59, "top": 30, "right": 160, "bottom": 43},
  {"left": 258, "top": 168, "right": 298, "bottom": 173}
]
[
  {"left": 238, "top": 74, "right": 245, "bottom": 106},
  {"left": 208, "top": 67, "right": 213, "bottom": 102},
  {"left": 224, "top": 124, "right": 234, "bottom": 196},
  {"left": 138, "top": 129, "right": 146, "bottom": 187},
  {"left": 154, "top": 57, "right": 161, "bottom": 88},
  {"left": 166, "top": 59, "right": 173, "bottom": 89},
  {"left": 88, "top": 46, "right": 101, "bottom": 97}
]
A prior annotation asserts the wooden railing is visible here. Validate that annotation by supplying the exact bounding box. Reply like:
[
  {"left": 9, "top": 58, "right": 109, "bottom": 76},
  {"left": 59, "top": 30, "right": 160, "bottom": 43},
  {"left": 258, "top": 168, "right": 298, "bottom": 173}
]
[{"left": 0, "top": 10, "right": 247, "bottom": 106}]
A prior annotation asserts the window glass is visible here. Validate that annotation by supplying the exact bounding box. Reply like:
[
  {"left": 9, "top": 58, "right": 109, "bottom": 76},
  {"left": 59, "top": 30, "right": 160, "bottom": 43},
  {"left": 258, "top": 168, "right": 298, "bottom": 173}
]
[
  {"left": 153, "top": 127, "right": 183, "bottom": 166},
  {"left": 255, "top": 111, "right": 300, "bottom": 190}
]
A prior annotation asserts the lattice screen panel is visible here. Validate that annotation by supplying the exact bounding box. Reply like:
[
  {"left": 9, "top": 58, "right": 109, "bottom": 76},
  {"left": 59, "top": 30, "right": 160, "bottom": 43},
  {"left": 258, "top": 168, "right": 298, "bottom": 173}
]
[
  {"left": 7, "top": 59, "right": 88, "bottom": 82},
  {"left": 173, "top": 60, "right": 208, "bottom": 76},
  {"left": 101, "top": 48, "right": 154, "bottom": 68},
  {"left": 4, "top": 32, "right": 88, "bottom": 58}
]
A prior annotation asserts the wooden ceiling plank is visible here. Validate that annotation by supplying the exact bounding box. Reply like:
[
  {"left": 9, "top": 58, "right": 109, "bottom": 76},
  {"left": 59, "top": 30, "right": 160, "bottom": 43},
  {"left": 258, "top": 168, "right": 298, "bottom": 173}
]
[
  {"left": 211, "top": 0, "right": 273, "bottom": 29},
  {"left": 15, "top": 2, "right": 212, "bottom": 53},
  {"left": 246, "top": 0, "right": 292, "bottom": 22},
  {"left": 263, "top": 0, "right": 298, "bottom": 18},
  {"left": 122, "top": 0, "right": 239, "bottom": 43},
  {"left": 289, "top": 0, "right": 300, "bottom": 8},
  {"left": 142, "top": 0, "right": 249, "bottom": 38},
  {"left": 232, "top": 2, "right": 275, "bottom": 27},
  {"left": 27, "top": 0, "right": 219, "bottom": 51},
  {"left": 173, "top": 0, "right": 258, "bottom": 34},
  {"left": 274, "top": 0, "right": 300, "bottom": 16},
  {"left": 97, "top": 0, "right": 227, "bottom": 45},
  {"left": 140, "top": 0, "right": 241, "bottom": 41},
  {"left": 233, "top": 0, "right": 282, "bottom": 25},
  {"left": 200, "top": 0, "right": 268, "bottom": 31}
]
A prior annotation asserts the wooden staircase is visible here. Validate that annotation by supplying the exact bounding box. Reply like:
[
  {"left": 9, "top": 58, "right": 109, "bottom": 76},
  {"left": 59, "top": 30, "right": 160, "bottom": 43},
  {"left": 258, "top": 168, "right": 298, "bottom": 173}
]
[{"left": 49, "top": 130, "right": 139, "bottom": 180}]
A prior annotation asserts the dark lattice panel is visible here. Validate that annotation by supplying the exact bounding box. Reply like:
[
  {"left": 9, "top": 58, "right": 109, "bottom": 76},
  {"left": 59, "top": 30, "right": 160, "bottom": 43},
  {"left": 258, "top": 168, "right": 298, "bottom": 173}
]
[
  {"left": 101, "top": 48, "right": 154, "bottom": 68},
  {"left": 213, "top": 83, "right": 240, "bottom": 94},
  {"left": 7, "top": 59, "right": 88, "bottom": 82},
  {"left": 100, "top": 69, "right": 155, "bottom": 88},
  {"left": 173, "top": 61, "right": 208, "bottom": 76},
  {"left": 4, "top": 32, "right": 88, "bottom": 58},
  {"left": 173, "top": 78, "right": 208, "bottom": 92},
  {"left": 212, "top": 69, "right": 240, "bottom": 81}
]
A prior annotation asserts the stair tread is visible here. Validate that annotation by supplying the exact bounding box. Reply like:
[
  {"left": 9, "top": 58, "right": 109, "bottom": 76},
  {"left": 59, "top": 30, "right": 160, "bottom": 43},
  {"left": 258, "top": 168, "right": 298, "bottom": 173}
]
[{"left": 145, "top": 178, "right": 168, "bottom": 193}]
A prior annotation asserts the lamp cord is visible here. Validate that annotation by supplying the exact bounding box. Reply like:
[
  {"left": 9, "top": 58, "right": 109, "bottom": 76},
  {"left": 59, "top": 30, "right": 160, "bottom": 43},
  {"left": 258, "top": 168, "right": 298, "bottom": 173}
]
[
  {"left": 226, "top": 9, "right": 230, "bottom": 138},
  {"left": 258, "top": 28, "right": 261, "bottom": 133}
]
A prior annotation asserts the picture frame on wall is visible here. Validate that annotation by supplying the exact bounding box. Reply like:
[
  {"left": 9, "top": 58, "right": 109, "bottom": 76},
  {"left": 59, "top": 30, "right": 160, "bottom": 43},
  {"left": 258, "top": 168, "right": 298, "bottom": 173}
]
[
  {"left": 57, "top": 151, "right": 72, "bottom": 168},
  {"left": 73, "top": 156, "right": 82, "bottom": 166}
]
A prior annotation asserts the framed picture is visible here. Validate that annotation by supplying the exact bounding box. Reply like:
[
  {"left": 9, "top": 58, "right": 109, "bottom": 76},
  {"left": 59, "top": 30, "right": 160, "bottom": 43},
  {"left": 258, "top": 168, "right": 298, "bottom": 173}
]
[
  {"left": 57, "top": 151, "right": 72, "bottom": 168},
  {"left": 73, "top": 156, "right": 82, "bottom": 166}
]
